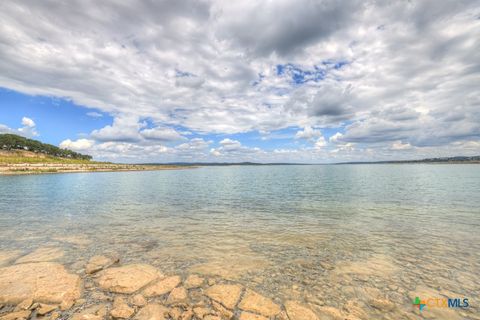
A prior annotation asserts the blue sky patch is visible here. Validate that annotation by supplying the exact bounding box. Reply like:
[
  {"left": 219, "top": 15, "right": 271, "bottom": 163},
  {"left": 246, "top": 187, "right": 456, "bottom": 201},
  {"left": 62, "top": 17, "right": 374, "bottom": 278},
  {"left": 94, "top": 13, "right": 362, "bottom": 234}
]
[{"left": 0, "top": 88, "right": 112, "bottom": 145}]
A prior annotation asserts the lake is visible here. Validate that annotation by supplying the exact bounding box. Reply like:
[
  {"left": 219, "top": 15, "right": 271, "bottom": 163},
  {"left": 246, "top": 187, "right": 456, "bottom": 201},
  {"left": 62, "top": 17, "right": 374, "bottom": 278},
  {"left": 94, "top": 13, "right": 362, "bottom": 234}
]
[{"left": 1, "top": 164, "right": 479, "bottom": 319}]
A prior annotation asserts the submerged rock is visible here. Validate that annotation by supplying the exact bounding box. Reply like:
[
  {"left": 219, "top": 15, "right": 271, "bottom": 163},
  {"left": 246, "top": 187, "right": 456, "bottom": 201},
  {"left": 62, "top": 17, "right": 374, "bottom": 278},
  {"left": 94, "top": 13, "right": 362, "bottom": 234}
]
[
  {"left": 15, "top": 247, "right": 64, "bottom": 264},
  {"left": 276, "top": 310, "right": 290, "bottom": 320},
  {"left": 71, "top": 314, "right": 103, "bottom": 320},
  {"left": 130, "top": 294, "right": 147, "bottom": 307},
  {"left": 239, "top": 312, "right": 269, "bottom": 320},
  {"left": 37, "top": 303, "right": 57, "bottom": 316},
  {"left": 166, "top": 287, "right": 187, "bottom": 305},
  {"left": 50, "top": 311, "right": 61, "bottom": 320},
  {"left": 0, "top": 262, "right": 82, "bottom": 304},
  {"left": 96, "top": 264, "right": 161, "bottom": 294},
  {"left": 343, "top": 300, "right": 368, "bottom": 319},
  {"left": 71, "top": 304, "right": 107, "bottom": 320},
  {"left": 211, "top": 300, "right": 234, "bottom": 319},
  {"left": 238, "top": 289, "right": 281, "bottom": 317},
  {"left": 14, "top": 299, "right": 33, "bottom": 311},
  {"left": 368, "top": 298, "right": 395, "bottom": 311},
  {"left": 317, "top": 306, "right": 345, "bottom": 320},
  {"left": 184, "top": 274, "right": 204, "bottom": 289},
  {"left": 0, "top": 310, "right": 31, "bottom": 320},
  {"left": 60, "top": 298, "right": 75, "bottom": 311},
  {"left": 204, "top": 284, "right": 243, "bottom": 310},
  {"left": 168, "top": 307, "right": 183, "bottom": 319},
  {"left": 134, "top": 304, "right": 169, "bottom": 320},
  {"left": 110, "top": 297, "right": 134, "bottom": 319},
  {"left": 143, "top": 275, "right": 181, "bottom": 297},
  {"left": 193, "top": 307, "right": 214, "bottom": 319},
  {"left": 0, "top": 250, "right": 22, "bottom": 267},
  {"left": 181, "top": 308, "right": 194, "bottom": 320},
  {"left": 85, "top": 255, "right": 118, "bottom": 274},
  {"left": 285, "top": 301, "right": 318, "bottom": 320},
  {"left": 89, "top": 291, "right": 110, "bottom": 302}
]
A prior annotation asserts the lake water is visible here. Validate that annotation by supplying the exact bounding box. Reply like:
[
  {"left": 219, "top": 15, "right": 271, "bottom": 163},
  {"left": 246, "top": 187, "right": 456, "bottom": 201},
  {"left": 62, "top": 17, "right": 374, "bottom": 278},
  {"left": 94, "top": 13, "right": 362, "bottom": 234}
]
[{"left": 1, "top": 165, "right": 479, "bottom": 319}]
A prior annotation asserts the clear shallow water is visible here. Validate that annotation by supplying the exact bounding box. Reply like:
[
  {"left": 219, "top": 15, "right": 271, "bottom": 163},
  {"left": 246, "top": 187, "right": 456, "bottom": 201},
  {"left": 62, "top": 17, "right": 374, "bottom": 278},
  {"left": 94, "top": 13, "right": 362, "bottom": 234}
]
[{"left": 0, "top": 164, "right": 479, "bottom": 319}]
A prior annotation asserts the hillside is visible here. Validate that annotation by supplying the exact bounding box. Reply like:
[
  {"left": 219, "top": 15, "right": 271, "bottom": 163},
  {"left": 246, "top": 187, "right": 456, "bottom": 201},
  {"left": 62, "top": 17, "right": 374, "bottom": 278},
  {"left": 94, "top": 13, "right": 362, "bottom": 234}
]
[
  {"left": 0, "top": 149, "right": 100, "bottom": 164},
  {"left": 0, "top": 134, "right": 187, "bottom": 175},
  {"left": 0, "top": 133, "right": 92, "bottom": 160}
]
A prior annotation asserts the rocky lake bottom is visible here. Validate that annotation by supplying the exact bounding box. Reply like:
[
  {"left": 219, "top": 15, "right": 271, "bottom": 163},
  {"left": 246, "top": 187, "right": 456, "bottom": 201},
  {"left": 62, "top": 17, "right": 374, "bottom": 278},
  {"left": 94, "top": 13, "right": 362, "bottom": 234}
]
[
  {"left": 0, "top": 228, "right": 478, "bottom": 320},
  {"left": 1, "top": 166, "right": 479, "bottom": 319}
]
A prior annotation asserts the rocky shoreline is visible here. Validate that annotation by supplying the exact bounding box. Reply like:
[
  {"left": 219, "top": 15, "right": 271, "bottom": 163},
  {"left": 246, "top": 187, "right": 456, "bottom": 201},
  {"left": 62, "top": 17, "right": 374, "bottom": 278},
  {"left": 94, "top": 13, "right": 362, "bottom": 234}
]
[
  {"left": 0, "top": 163, "right": 189, "bottom": 175},
  {"left": 0, "top": 253, "right": 325, "bottom": 320}
]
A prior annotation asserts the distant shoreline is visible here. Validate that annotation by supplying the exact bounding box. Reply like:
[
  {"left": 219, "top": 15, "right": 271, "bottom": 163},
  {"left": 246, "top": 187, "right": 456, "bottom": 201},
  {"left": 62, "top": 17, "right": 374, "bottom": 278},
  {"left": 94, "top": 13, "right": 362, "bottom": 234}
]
[
  {"left": 3, "top": 161, "right": 478, "bottom": 175},
  {"left": 2, "top": 152, "right": 479, "bottom": 175},
  {"left": 143, "top": 157, "right": 480, "bottom": 166}
]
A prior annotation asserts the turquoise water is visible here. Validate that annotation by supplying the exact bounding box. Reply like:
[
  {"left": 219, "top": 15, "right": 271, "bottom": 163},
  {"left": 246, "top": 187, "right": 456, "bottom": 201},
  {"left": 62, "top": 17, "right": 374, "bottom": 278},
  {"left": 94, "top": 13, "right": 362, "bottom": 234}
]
[{"left": 1, "top": 164, "right": 479, "bottom": 319}]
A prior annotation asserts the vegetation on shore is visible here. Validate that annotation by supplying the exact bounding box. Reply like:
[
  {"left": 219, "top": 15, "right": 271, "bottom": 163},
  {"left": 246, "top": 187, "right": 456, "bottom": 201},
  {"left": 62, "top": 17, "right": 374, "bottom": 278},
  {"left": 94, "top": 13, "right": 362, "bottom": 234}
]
[
  {"left": 0, "top": 133, "right": 92, "bottom": 160},
  {"left": 0, "top": 134, "right": 188, "bottom": 175},
  {"left": 0, "top": 150, "right": 104, "bottom": 164}
]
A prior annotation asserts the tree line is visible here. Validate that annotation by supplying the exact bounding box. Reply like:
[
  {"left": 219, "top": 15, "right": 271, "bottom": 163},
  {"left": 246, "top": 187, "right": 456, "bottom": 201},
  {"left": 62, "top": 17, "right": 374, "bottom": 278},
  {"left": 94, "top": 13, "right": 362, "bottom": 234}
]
[{"left": 0, "top": 134, "right": 92, "bottom": 160}]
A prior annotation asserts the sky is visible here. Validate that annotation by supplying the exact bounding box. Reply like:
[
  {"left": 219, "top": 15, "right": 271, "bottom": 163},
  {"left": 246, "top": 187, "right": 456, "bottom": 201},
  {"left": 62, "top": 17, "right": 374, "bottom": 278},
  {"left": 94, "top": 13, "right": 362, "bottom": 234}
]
[{"left": 0, "top": 1, "right": 479, "bottom": 163}]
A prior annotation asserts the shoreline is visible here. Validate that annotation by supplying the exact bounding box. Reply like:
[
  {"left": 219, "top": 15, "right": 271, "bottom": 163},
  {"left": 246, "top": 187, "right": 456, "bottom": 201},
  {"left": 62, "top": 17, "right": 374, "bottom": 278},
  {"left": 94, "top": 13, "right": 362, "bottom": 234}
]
[
  {"left": 0, "top": 163, "right": 195, "bottom": 175},
  {"left": 0, "top": 251, "right": 319, "bottom": 320}
]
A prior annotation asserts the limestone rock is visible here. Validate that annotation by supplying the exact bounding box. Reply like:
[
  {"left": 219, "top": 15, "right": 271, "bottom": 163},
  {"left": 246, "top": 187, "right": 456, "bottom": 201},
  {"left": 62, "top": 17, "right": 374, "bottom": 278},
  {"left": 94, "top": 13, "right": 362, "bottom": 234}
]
[
  {"left": 0, "top": 262, "right": 82, "bottom": 304},
  {"left": 130, "top": 294, "right": 147, "bottom": 307},
  {"left": 239, "top": 312, "right": 268, "bottom": 320},
  {"left": 182, "top": 308, "right": 194, "bottom": 320},
  {"left": 71, "top": 315, "right": 103, "bottom": 320},
  {"left": 166, "top": 287, "right": 187, "bottom": 305},
  {"left": 85, "top": 255, "right": 118, "bottom": 274},
  {"left": 368, "top": 298, "right": 395, "bottom": 311},
  {"left": 193, "top": 307, "right": 213, "bottom": 318},
  {"left": 71, "top": 304, "right": 107, "bottom": 320},
  {"left": 0, "top": 250, "right": 22, "bottom": 267},
  {"left": 238, "top": 289, "right": 280, "bottom": 316},
  {"left": 211, "top": 300, "right": 234, "bottom": 319},
  {"left": 285, "top": 301, "right": 318, "bottom": 320},
  {"left": 15, "top": 248, "right": 64, "bottom": 264},
  {"left": 110, "top": 297, "right": 135, "bottom": 319},
  {"left": 14, "top": 298, "right": 33, "bottom": 311},
  {"left": 143, "top": 275, "right": 181, "bottom": 297},
  {"left": 96, "top": 264, "right": 161, "bottom": 294},
  {"left": 89, "top": 304, "right": 107, "bottom": 318},
  {"left": 168, "top": 307, "right": 182, "bottom": 319},
  {"left": 343, "top": 300, "right": 367, "bottom": 319},
  {"left": 317, "top": 306, "right": 344, "bottom": 320},
  {"left": 60, "top": 298, "right": 74, "bottom": 311},
  {"left": 74, "top": 299, "right": 86, "bottom": 307},
  {"left": 204, "top": 284, "right": 243, "bottom": 309},
  {"left": 90, "top": 291, "right": 110, "bottom": 301},
  {"left": 276, "top": 311, "right": 290, "bottom": 320},
  {"left": 37, "top": 303, "right": 57, "bottom": 316},
  {"left": 184, "top": 274, "right": 204, "bottom": 289},
  {"left": 0, "top": 310, "right": 31, "bottom": 320},
  {"left": 134, "top": 304, "right": 169, "bottom": 320}
]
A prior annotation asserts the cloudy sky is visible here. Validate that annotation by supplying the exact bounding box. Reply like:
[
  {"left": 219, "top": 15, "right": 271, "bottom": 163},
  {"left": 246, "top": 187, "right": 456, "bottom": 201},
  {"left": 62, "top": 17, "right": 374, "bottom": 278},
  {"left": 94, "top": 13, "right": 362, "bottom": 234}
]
[{"left": 0, "top": 0, "right": 479, "bottom": 163}]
